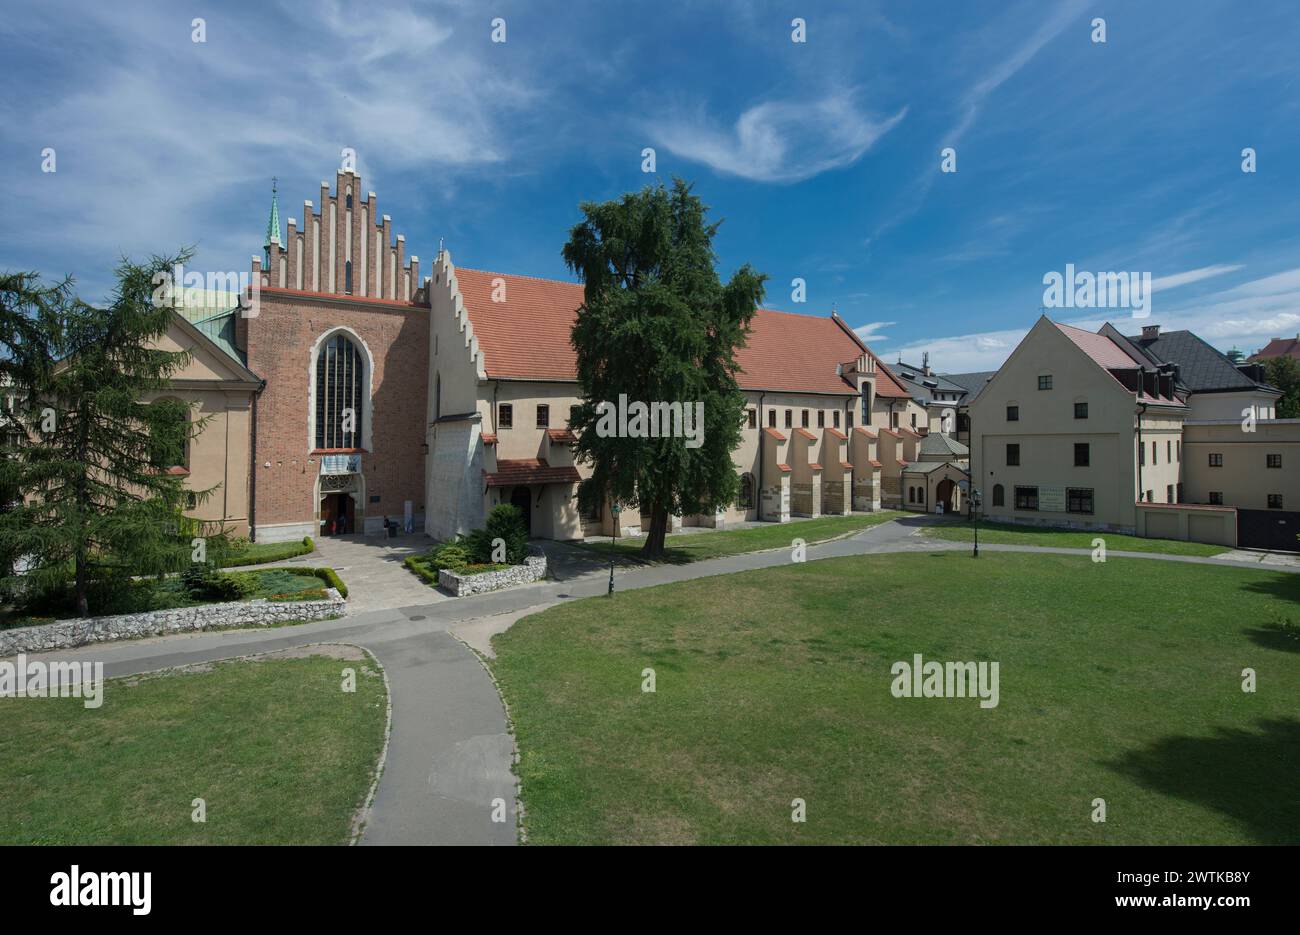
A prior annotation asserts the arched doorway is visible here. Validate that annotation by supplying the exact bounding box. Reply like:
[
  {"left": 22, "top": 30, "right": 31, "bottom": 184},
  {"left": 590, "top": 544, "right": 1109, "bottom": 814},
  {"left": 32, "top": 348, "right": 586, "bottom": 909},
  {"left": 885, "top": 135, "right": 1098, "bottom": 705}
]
[
  {"left": 510, "top": 486, "right": 533, "bottom": 536},
  {"left": 936, "top": 478, "right": 956, "bottom": 513}
]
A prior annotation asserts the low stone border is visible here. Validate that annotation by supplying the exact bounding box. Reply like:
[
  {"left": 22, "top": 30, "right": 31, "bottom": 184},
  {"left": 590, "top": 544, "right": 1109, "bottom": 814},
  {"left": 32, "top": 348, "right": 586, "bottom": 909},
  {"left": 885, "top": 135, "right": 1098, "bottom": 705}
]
[
  {"left": 0, "top": 589, "right": 347, "bottom": 656},
  {"left": 439, "top": 555, "right": 547, "bottom": 597}
]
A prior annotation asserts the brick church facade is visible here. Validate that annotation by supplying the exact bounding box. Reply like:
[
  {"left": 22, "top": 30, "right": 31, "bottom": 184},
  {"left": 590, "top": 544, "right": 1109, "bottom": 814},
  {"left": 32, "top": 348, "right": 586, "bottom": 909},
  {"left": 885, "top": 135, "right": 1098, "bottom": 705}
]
[{"left": 170, "top": 172, "right": 931, "bottom": 543}]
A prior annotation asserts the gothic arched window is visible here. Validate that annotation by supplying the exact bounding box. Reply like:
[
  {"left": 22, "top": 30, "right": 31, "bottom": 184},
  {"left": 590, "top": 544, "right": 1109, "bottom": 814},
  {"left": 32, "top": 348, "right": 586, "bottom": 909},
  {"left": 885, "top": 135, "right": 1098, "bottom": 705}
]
[{"left": 315, "top": 333, "right": 364, "bottom": 450}]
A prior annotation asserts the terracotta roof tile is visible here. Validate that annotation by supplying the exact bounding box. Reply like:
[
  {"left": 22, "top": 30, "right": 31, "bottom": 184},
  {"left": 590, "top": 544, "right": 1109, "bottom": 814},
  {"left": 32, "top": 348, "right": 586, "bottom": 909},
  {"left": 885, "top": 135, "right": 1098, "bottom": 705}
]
[
  {"left": 546, "top": 428, "right": 577, "bottom": 444},
  {"left": 868, "top": 459, "right": 882, "bottom": 468},
  {"left": 480, "top": 433, "right": 497, "bottom": 445},
  {"left": 793, "top": 427, "right": 817, "bottom": 440},
  {"left": 854, "top": 427, "right": 877, "bottom": 439},
  {"left": 839, "top": 460, "right": 853, "bottom": 469},
  {"left": 825, "top": 427, "right": 848, "bottom": 440},
  {"left": 763, "top": 427, "right": 787, "bottom": 441},
  {"left": 1056, "top": 322, "right": 1141, "bottom": 370},
  {"left": 776, "top": 463, "right": 792, "bottom": 472},
  {"left": 808, "top": 462, "right": 823, "bottom": 470},
  {"left": 484, "top": 457, "right": 580, "bottom": 487},
  {"left": 454, "top": 266, "right": 891, "bottom": 395},
  {"left": 1251, "top": 336, "right": 1300, "bottom": 361}
]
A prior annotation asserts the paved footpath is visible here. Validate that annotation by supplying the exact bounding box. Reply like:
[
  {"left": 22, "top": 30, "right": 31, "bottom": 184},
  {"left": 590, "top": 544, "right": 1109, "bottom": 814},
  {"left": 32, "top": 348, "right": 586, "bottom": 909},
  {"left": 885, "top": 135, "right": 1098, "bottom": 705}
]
[{"left": 17, "top": 517, "right": 1297, "bottom": 845}]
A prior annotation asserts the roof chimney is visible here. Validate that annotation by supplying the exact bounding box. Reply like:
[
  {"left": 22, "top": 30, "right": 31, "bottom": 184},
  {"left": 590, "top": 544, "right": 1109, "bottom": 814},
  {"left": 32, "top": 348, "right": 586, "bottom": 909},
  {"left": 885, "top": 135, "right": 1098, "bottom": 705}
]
[
  {"left": 1141, "top": 324, "right": 1160, "bottom": 340},
  {"left": 922, "top": 351, "right": 931, "bottom": 376}
]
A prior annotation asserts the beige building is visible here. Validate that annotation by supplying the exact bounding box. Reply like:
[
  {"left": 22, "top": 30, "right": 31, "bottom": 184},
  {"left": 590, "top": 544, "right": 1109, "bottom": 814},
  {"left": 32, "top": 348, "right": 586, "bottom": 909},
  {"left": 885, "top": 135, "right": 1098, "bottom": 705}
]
[
  {"left": 971, "top": 315, "right": 1295, "bottom": 550},
  {"left": 424, "top": 251, "right": 929, "bottom": 541}
]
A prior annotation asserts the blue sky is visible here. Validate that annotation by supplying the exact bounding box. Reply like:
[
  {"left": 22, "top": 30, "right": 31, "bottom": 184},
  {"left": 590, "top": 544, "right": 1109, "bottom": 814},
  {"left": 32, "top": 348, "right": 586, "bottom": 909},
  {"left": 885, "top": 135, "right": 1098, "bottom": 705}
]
[{"left": 3, "top": 0, "right": 1299, "bottom": 371}]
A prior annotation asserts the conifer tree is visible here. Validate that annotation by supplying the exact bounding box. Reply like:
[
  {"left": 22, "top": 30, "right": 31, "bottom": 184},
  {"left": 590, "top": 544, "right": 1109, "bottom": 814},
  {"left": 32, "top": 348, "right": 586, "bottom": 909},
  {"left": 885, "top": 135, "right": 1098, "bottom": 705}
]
[{"left": 563, "top": 180, "right": 766, "bottom": 558}]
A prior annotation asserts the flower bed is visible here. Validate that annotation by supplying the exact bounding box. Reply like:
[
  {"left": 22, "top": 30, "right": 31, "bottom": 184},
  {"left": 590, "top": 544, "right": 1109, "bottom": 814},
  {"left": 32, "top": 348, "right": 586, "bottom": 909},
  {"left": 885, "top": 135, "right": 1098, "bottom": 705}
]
[{"left": 438, "top": 554, "right": 548, "bottom": 597}]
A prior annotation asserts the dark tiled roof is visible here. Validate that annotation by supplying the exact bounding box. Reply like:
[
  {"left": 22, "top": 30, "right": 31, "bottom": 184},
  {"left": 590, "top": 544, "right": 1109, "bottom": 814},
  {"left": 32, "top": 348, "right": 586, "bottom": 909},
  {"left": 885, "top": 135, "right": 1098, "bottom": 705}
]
[
  {"left": 893, "top": 363, "right": 969, "bottom": 395},
  {"left": 939, "top": 370, "right": 998, "bottom": 401},
  {"left": 484, "top": 458, "right": 581, "bottom": 487},
  {"left": 1123, "top": 329, "right": 1268, "bottom": 393},
  {"left": 918, "top": 433, "right": 970, "bottom": 458}
]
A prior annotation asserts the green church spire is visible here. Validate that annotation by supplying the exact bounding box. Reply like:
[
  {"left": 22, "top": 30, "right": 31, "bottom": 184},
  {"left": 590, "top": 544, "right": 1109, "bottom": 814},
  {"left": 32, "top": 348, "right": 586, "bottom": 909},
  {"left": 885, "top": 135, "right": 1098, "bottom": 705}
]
[{"left": 263, "top": 177, "right": 282, "bottom": 266}]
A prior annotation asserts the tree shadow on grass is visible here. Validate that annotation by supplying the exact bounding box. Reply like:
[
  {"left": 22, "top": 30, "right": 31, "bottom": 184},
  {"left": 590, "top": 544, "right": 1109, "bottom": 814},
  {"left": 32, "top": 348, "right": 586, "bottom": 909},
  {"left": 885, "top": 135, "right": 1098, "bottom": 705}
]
[
  {"left": 1243, "top": 624, "right": 1300, "bottom": 654},
  {"left": 1237, "top": 572, "right": 1300, "bottom": 606},
  {"left": 1106, "top": 717, "right": 1300, "bottom": 844}
]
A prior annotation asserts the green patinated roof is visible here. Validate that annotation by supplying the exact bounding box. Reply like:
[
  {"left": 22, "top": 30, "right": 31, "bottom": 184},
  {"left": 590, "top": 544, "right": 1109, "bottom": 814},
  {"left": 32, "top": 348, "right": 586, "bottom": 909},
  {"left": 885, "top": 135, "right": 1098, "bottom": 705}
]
[
  {"left": 265, "top": 188, "right": 282, "bottom": 248},
  {"left": 177, "top": 297, "right": 246, "bottom": 366}
]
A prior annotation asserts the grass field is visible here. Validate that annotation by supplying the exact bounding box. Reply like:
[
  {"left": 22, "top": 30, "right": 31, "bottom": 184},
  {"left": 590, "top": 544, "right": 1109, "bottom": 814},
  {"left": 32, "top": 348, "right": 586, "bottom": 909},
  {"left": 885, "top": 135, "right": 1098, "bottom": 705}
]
[
  {"left": 491, "top": 551, "right": 1300, "bottom": 844},
  {"left": 576, "top": 511, "right": 905, "bottom": 564},
  {"left": 217, "top": 536, "right": 316, "bottom": 568},
  {"left": 0, "top": 649, "right": 387, "bottom": 844},
  {"left": 923, "top": 519, "right": 1229, "bottom": 557}
]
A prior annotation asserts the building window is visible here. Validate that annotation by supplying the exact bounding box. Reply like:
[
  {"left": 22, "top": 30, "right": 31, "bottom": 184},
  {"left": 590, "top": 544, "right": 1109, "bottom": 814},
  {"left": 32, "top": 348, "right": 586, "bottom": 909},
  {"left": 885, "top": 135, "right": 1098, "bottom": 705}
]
[
  {"left": 801, "top": 409, "right": 809, "bottom": 428},
  {"left": 1208, "top": 491, "right": 1223, "bottom": 505},
  {"left": 817, "top": 410, "right": 825, "bottom": 429},
  {"left": 916, "top": 486, "right": 925, "bottom": 504},
  {"left": 833, "top": 410, "right": 840, "bottom": 429},
  {"left": 785, "top": 409, "right": 792, "bottom": 429},
  {"left": 768, "top": 410, "right": 776, "bottom": 428},
  {"left": 846, "top": 410, "right": 854, "bottom": 428},
  {"left": 498, "top": 403, "right": 513, "bottom": 429},
  {"left": 1208, "top": 452, "right": 1222, "bottom": 467},
  {"left": 992, "top": 484, "right": 1004, "bottom": 506},
  {"left": 1015, "top": 486, "right": 1038, "bottom": 510},
  {"left": 1268, "top": 494, "right": 1284, "bottom": 509},
  {"left": 536, "top": 404, "right": 550, "bottom": 428},
  {"left": 1146, "top": 489, "right": 1154, "bottom": 502},
  {"left": 1006, "top": 443, "right": 1020, "bottom": 466},
  {"left": 1151, "top": 441, "right": 1157, "bottom": 465},
  {"left": 1074, "top": 443, "right": 1089, "bottom": 466},
  {"left": 738, "top": 473, "right": 754, "bottom": 509},
  {"left": 910, "top": 412, "right": 917, "bottom": 428},
  {"left": 957, "top": 412, "right": 969, "bottom": 433},
  {"left": 1067, "top": 487, "right": 1093, "bottom": 514},
  {"left": 891, "top": 411, "right": 899, "bottom": 428},
  {"left": 1006, "top": 405, "right": 1019, "bottom": 421},
  {"left": 1176, "top": 483, "right": 1183, "bottom": 503},
  {"left": 1138, "top": 441, "right": 1145, "bottom": 466},
  {"left": 908, "top": 486, "right": 914, "bottom": 503},
  {"left": 1074, "top": 402, "right": 1088, "bottom": 419},
  {"left": 1166, "top": 440, "right": 1171, "bottom": 462},
  {"left": 344, "top": 260, "right": 353, "bottom": 295},
  {"left": 1267, "top": 453, "right": 1282, "bottom": 469},
  {"left": 314, "top": 333, "right": 364, "bottom": 450},
  {"left": 1038, "top": 375, "right": 1052, "bottom": 390},
  {"left": 747, "top": 408, "right": 757, "bottom": 429},
  {"left": 184, "top": 491, "right": 198, "bottom": 510},
  {"left": 1166, "top": 484, "right": 1173, "bottom": 503},
  {"left": 1176, "top": 441, "right": 1181, "bottom": 462}
]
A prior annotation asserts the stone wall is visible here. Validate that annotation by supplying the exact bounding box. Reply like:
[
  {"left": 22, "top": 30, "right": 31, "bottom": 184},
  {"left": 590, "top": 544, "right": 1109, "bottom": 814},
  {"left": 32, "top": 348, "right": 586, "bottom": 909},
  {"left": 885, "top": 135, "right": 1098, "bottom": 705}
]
[
  {"left": 0, "top": 590, "right": 346, "bottom": 656},
  {"left": 439, "top": 555, "right": 547, "bottom": 597}
]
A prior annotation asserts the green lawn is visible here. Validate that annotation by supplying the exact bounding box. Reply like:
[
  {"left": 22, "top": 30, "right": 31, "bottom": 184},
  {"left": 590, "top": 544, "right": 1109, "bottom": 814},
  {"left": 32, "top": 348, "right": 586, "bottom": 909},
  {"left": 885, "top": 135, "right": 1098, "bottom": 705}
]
[
  {"left": 924, "top": 518, "right": 1229, "bottom": 557},
  {"left": 491, "top": 551, "right": 1300, "bottom": 844},
  {"left": 577, "top": 511, "right": 904, "bottom": 564},
  {"left": 0, "top": 649, "right": 387, "bottom": 844}
]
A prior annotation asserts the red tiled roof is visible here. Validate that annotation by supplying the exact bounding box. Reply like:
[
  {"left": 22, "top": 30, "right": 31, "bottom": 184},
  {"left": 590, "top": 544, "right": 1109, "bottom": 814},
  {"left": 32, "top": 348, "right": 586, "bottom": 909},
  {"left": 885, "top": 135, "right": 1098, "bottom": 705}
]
[
  {"left": 880, "top": 428, "right": 902, "bottom": 438},
  {"left": 1250, "top": 336, "right": 1300, "bottom": 361},
  {"left": 546, "top": 428, "right": 577, "bottom": 444},
  {"left": 794, "top": 427, "right": 817, "bottom": 440},
  {"left": 854, "top": 427, "right": 877, "bottom": 439},
  {"left": 480, "top": 433, "right": 497, "bottom": 445},
  {"left": 776, "top": 463, "right": 792, "bottom": 472},
  {"left": 871, "top": 360, "right": 913, "bottom": 399},
  {"left": 808, "top": 462, "right": 823, "bottom": 470},
  {"left": 868, "top": 459, "right": 882, "bottom": 468},
  {"left": 454, "top": 266, "right": 893, "bottom": 395},
  {"left": 763, "top": 427, "right": 787, "bottom": 441},
  {"left": 1056, "top": 322, "right": 1143, "bottom": 370},
  {"left": 839, "top": 460, "right": 853, "bottom": 469},
  {"left": 825, "top": 427, "right": 847, "bottom": 440},
  {"left": 484, "top": 458, "right": 580, "bottom": 487}
]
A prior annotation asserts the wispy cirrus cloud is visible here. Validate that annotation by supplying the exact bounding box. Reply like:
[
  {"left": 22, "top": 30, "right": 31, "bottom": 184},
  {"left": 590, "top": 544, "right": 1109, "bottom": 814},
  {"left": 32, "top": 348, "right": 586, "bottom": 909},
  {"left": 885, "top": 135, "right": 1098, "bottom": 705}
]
[
  {"left": 853, "top": 320, "right": 896, "bottom": 343},
  {"left": 1150, "top": 264, "right": 1243, "bottom": 292},
  {"left": 648, "top": 92, "right": 907, "bottom": 183}
]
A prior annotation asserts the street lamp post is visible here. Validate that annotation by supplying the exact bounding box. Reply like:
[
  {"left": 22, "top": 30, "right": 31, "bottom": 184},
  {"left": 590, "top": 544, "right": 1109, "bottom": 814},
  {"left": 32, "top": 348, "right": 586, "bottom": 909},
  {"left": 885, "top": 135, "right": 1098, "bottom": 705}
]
[
  {"left": 970, "top": 488, "right": 982, "bottom": 558},
  {"left": 608, "top": 503, "right": 621, "bottom": 595}
]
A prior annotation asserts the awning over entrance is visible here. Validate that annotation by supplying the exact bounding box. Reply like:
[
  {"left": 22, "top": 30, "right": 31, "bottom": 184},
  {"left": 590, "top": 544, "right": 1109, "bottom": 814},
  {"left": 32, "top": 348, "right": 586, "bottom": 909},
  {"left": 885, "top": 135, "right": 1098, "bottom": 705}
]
[{"left": 484, "top": 458, "right": 581, "bottom": 487}]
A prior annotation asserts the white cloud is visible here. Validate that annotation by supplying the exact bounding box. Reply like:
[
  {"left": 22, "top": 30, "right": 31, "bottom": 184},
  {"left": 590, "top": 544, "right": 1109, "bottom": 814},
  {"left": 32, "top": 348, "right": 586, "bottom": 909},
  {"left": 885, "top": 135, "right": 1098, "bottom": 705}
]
[
  {"left": 1150, "top": 264, "right": 1243, "bottom": 292},
  {"left": 854, "top": 320, "right": 895, "bottom": 343},
  {"left": 649, "top": 93, "right": 906, "bottom": 183}
]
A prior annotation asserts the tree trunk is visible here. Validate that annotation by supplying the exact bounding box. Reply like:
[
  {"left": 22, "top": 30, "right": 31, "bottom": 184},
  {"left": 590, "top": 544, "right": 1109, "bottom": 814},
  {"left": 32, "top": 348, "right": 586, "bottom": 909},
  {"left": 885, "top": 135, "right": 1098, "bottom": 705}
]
[{"left": 640, "top": 504, "right": 670, "bottom": 559}]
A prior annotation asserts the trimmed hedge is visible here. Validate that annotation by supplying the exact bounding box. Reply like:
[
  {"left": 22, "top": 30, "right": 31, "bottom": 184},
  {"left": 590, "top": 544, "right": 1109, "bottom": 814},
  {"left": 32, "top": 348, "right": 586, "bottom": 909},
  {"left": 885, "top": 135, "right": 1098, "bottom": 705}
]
[
  {"left": 262, "top": 566, "right": 349, "bottom": 600},
  {"left": 218, "top": 536, "right": 315, "bottom": 569}
]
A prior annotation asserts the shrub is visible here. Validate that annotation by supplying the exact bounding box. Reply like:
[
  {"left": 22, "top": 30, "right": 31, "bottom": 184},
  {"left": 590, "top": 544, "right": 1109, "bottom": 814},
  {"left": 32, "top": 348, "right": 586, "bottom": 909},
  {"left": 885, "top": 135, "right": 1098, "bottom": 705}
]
[
  {"left": 263, "top": 565, "right": 348, "bottom": 599},
  {"left": 430, "top": 542, "right": 472, "bottom": 572},
  {"left": 217, "top": 535, "right": 315, "bottom": 569},
  {"left": 463, "top": 505, "right": 529, "bottom": 565},
  {"left": 181, "top": 564, "right": 255, "bottom": 601}
]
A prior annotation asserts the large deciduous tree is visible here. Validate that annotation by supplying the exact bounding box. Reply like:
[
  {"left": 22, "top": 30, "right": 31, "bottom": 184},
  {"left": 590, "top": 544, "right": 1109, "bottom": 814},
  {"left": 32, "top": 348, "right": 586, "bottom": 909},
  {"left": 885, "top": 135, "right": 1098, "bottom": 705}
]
[
  {"left": 1260, "top": 355, "right": 1300, "bottom": 419},
  {"left": 563, "top": 179, "right": 766, "bottom": 558},
  {"left": 0, "top": 250, "right": 223, "bottom": 618}
]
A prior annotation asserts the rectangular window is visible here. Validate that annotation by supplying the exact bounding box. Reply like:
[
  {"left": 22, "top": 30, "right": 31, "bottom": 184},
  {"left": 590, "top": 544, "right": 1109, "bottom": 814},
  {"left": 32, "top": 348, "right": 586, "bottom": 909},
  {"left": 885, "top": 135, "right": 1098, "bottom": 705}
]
[
  {"left": 1177, "top": 483, "right": 1183, "bottom": 503},
  {"left": 833, "top": 410, "right": 840, "bottom": 429},
  {"left": 846, "top": 410, "right": 854, "bottom": 428},
  {"left": 1074, "top": 443, "right": 1089, "bottom": 466},
  {"left": 785, "top": 409, "right": 792, "bottom": 429},
  {"left": 801, "top": 409, "right": 809, "bottom": 428},
  {"left": 910, "top": 412, "right": 917, "bottom": 428},
  {"left": 747, "top": 408, "right": 757, "bottom": 429},
  {"left": 891, "top": 412, "right": 899, "bottom": 428},
  {"left": 1208, "top": 452, "right": 1223, "bottom": 467},
  {"left": 1015, "top": 486, "right": 1038, "bottom": 510},
  {"left": 498, "top": 403, "right": 513, "bottom": 429},
  {"left": 1074, "top": 402, "right": 1088, "bottom": 419},
  {"left": 1067, "top": 487, "right": 1093, "bottom": 514},
  {"left": 1176, "top": 440, "right": 1181, "bottom": 462},
  {"left": 1006, "top": 405, "right": 1019, "bottom": 422},
  {"left": 1208, "top": 491, "right": 1223, "bottom": 505},
  {"left": 1268, "top": 494, "right": 1284, "bottom": 509},
  {"left": 1166, "top": 484, "right": 1173, "bottom": 503},
  {"left": 817, "top": 410, "right": 825, "bottom": 428},
  {"left": 1152, "top": 441, "right": 1157, "bottom": 465},
  {"left": 1267, "top": 453, "right": 1282, "bottom": 469},
  {"left": 1138, "top": 441, "right": 1145, "bottom": 466},
  {"left": 1006, "top": 443, "right": 1020, "bottom": 466},
  {"left": 570, "top": 405, "right": 580, "bottom": 426},
  {"left": 1038, "top": 375, "right": 1052, "bottom": 390},
  {"left": 536, "top": 404, "right": 549, "bottom": 428},
  {"left": 1166, "top": 440, "right": 1171, "bottom": 462},
  {"left": 768, "top": 410, "right": 776, "bottom": 428}
]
